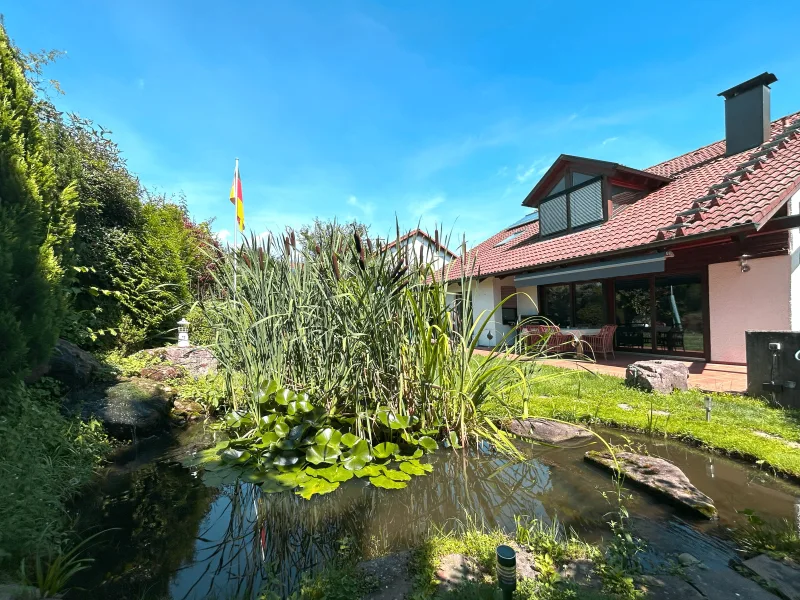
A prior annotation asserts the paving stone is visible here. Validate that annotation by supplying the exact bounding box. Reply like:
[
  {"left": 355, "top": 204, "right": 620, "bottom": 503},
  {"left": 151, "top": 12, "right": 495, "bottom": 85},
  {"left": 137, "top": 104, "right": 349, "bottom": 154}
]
[
  {"left": 435, "top": 553, "right": 484, "bottom": 593},
  {"left": 742, "top": 554, "right": 800, "bottom": 600},
  {"left": 684, "top": 564, "right": 780, "bottom": 600},
  {"left": 359, "top": 551, "right": 413, "bottom": 600},
  {"left": 638, "top": 574, "right": 704, "bottom": 600}
]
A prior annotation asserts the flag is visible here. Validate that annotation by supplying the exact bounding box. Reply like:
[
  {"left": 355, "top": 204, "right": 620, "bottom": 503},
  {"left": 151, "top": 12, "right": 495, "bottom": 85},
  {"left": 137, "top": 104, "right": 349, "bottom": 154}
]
[{"left": 229, "top": 161, "right": 245, "bottom": 231}]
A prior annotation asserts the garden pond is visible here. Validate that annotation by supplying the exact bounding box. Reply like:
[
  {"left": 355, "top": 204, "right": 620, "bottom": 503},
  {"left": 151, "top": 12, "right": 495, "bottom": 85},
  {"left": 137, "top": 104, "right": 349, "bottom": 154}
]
[{"left": 70, "top": 425, "right": 800, "bottom": 599}]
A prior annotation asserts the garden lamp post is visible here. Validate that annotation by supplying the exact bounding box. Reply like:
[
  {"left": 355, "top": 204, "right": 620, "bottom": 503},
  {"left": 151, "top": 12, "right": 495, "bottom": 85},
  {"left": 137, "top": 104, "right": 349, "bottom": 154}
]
[
  {"left": 704, "top": 396, "right": 712, "bottom": 422},
  {"left": 177, "top": 318, "right": 190, "bottom": 347},
  {"left": 496, "top": 544, "right": 516, "bottom": 599}
]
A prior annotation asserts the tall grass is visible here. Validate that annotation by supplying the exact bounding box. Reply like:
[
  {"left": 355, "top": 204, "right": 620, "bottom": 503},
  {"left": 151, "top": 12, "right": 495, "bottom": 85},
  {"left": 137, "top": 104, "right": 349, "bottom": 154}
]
[{"left": 199, "top": 224, "right": 532, "bottom": 450}]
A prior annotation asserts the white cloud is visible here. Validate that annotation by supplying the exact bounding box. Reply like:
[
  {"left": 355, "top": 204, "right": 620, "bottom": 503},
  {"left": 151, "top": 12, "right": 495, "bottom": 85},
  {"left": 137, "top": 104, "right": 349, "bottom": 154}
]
[
  {"left": 216, "top": 229, "right": 231, "bottom": 242},
  {"left": 602, "top": 136, "right": 619, "bottom": 146},
  {"left": 347, "top": 194, "right": 374, "bottom": 217}
]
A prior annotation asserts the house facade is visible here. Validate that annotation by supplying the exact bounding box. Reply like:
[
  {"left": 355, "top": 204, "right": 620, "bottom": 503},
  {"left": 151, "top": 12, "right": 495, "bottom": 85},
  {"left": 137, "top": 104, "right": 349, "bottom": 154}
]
[
  {"left": 386, "top": 229, "right": 456, "bottom": 271},
  {"left": 445, "top": 73, "right": 800, "bottom": 364}
]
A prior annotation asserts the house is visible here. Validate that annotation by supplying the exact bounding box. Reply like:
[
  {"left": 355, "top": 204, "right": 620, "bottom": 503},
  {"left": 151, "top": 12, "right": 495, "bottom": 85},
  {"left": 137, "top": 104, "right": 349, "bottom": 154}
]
[
  {"left": 445, "top": 73, "right": 800, "bottom": 365},
  {"left": 386, "top": 228, "right": 457, "bottom": 271}
]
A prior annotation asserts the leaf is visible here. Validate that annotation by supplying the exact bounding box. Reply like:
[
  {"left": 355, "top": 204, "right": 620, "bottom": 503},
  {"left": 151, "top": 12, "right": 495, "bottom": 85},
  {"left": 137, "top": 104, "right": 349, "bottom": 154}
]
[
  {"left": 308, "top": 465, "right": 354, "bottom": 483},
  {"left": 240, "top": 469, "right": 269, "bottom": 484},
  {"left": 376, "top": 407, "right": 391, "bottom": 428},
  {"left": 418, "top": 436, "right": 439, "bottom": 453},
  {"left": 353, "top": 464, "right": 383, "bottom": 478},
  {"left": 221, "top": 449, "right": 251, "bottom": 464},
  {"left": 381, "top": 468, "right": 411, "bottom": 482},
  {"left": 342, "top": 439, "right": 372, "bottom": 471},
  {"left": 202, "top": 466, "right": 244, "bottom": 487},
  {"left": 295, "top": 399, "right": 314, "bottom": 413},
  {"left": 306, "top": 444, "right": 342, "bottom": 465},
  {"left": 256, "top": 379, "right": 279, "bottom": 403},
  {"left": 449, "top": 431, "right": 462, "bottom": 449},
  {"left": 261, "top": 479, "right": 295, "bottom": 494},
  {"left": 261, "top": 470, "right": 309, "bottom": 492},
  {"left": 260, "top": 414, "right": 278, "bottom": 428},
  {"left": 315, "top": 428, "right": 343, "bottom": 447},
  {"left": 388, "top": 414, "right": 412, "bottom": 430},
  {"left": 275, "top": 388, "right": 295, "bottom": 405},
  {"left": 372, "top": 442, "right": 399, "bottom": 459},
  {"left": 341, "top": 432, "right": 361, "bottom": 448},
  {"left": 296, "top": 478, "right": 340, "bottom": 499},
  {"left": 273, "top": 451, "right": 303, "bottom": 467},
  {"left": 369, "top": 475, "right": 408, "bottom": 490},
  {"left": 399, "top": 460, "right": 429, "bottom": 476},
  {"left": 288, "top": 423, "right": 309, "bottom": 441},
  {"left": 273, "top": 419, "right": 290, "bottom": 439},
  {"left": 256, "top": 431, "right": 280, "bottom": 447}
]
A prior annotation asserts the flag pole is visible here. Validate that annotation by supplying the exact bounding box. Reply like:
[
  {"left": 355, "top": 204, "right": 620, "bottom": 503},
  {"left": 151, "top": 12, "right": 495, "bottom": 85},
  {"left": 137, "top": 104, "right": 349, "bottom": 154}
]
[{"left": 233, "top": 157, "right": 239, "bottom": 298}]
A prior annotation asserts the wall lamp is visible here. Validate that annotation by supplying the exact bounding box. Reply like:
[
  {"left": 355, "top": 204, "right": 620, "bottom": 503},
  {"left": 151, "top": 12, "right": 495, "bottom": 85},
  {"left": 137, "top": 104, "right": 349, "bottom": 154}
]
[{"left": 739, "top": 254, "right": 751, "bottom": 273}]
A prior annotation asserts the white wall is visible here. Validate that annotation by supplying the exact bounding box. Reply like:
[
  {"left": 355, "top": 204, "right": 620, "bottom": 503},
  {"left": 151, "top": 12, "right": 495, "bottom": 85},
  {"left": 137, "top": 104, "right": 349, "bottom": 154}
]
[
  {"left": 516, "top": 285, "right": 539, "bottom": 317},
  {"left": 471, "top": 278, "right": 500, "bottom": 346},
  {"left": 390, "top": 234, "right": 452, "bottom": 271},
  {"left": 789, "top": 190, "right": 800, "bottom": 330},
  {"left": 709, "top": 255, "right": 792, "bottom": 363}
]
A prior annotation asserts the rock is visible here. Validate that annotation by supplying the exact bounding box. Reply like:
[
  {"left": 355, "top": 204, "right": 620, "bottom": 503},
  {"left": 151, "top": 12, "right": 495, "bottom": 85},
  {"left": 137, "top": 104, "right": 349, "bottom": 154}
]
[
  {"left": 637, "top": 574, "right": 704, "bottom": 599},
  {"left": 683, "top": 564, "right": 779, "bottom": 600},
  {"left": 742, "top": 554, "right": 800, "bottom": 600},
  {"left": 584, "top": 451, "right": 717, "bottom": 519},
  {"left": 27, "top": 338, "right": 103, "bottom": 389},
  {"left": 625, "top": 360, "right": 689, "bottom": 393},
  {"left": 559, "top": 558, "right": 600, "bottom": 589},
  {"left": 74, "top": 377, "right": 176, "bottom": 439},
  {"left": 358, "top": 551, "right": 412, "bottom": 600},
  {"left": 435, "top": 553, "right": 484, "bottom": 593},
  {"left": 678, "top": 553, "right": 701, "bottom": 566},
  {"left": 503, "top": 418, "right": 594, "bottom": 446},
  {"left": 145, "top": 346, "right": 217, "bottom": 377},
  {"left": 514, "top": 548, "right": 538, "bottom": 581},
  {"left": 617, "top": 403, "right": 633, "bottom": 410},
  {"left": 140, "top": 364, "right": 184, "bottom": 381},
  {"left": 0, "top": 584, "right": 53, "bottom": 599},
  {"left": 173, "top": 398, "right": 204, "bottom": 418}
]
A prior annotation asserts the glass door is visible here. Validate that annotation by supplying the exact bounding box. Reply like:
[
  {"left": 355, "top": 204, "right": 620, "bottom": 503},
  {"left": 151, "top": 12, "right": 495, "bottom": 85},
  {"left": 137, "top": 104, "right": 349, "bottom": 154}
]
[
  {"left": 654, "top": 275, "right": 704, "bottom": 356},
  {"left": 614, "top": 279, "right": 652, "bottom": 351}
]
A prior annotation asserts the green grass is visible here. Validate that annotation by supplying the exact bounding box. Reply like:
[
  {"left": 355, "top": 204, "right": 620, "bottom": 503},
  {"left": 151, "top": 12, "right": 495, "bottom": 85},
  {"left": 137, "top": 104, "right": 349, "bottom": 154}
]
[{"left": 500, "top": 363, "right": 800, "bottom": 478}]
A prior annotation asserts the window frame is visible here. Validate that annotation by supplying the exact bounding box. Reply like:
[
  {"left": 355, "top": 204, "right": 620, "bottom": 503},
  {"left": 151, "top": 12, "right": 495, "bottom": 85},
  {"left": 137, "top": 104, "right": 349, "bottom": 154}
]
[
  {"left": 540, "top": 280, "right": 607, "bottom": 329},
  {"left": 537, "top": 170, "right": 606, "bottom": 240}
]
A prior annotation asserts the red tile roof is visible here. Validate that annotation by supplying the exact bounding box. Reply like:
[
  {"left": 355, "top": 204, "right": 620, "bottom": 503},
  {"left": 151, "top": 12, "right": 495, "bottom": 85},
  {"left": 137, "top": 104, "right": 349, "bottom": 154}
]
[{"left": 444, "top": 112, "right": 800, "bottom": 281}]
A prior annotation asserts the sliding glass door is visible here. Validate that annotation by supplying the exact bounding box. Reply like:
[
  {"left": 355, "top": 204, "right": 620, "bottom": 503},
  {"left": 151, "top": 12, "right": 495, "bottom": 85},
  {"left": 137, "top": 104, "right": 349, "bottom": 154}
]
[{"left": 614, "top": 278, "right": 651, "bottom": 351}]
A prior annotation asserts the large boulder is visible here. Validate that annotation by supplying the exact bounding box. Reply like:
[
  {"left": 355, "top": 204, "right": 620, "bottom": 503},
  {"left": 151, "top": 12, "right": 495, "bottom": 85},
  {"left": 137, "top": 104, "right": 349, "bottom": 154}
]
[
  {"left": 145, "top": 346, "right": 217, "bottom": 377},
  {"left": 27, "top": 338, "right": 103, "bottom": 389},
  {"left": 585, "top": 451, "right": 716, "bottom": 519},
  {"left": 74, "top": 377, "right": 176, "bottom": 439},
  {"left": 625, "top": 360, "right": 689, "bottom": 393},
  {"left": 503, "top": 418, "right": 594, "bottom": 446}
]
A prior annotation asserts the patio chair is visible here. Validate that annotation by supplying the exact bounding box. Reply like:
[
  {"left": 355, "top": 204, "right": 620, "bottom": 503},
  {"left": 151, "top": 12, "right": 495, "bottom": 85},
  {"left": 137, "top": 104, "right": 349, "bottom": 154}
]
[{"left": 581, "top": 324, "right": 618, "bottom": 360}]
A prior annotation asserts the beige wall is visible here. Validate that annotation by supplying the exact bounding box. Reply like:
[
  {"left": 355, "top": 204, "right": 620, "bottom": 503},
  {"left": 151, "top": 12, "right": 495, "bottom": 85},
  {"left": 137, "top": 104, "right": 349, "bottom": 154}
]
[{"left": 709, "top": 255, "right": 792, "bottom": 363}]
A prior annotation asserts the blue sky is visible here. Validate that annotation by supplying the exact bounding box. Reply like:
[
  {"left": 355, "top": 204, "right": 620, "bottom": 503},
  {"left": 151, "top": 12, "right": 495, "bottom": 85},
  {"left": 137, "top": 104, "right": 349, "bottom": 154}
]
[{"left": 5, "top": 1, "right": 800, "bottom": 248}]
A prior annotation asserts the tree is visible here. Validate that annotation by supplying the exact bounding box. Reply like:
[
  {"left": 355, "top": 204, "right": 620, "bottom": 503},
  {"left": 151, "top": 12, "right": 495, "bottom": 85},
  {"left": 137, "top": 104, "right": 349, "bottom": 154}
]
[
  {"left": 0, "top": 23, "right": 63, "bottom": 381},
  {"left": 298, "top": 217, "right": 370, "bottom": 255}
]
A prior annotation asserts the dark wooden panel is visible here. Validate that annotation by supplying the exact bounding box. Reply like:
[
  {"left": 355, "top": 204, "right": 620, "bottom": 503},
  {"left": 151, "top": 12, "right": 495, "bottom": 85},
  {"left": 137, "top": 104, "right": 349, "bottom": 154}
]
[{"left": 665, "top": 231, "right": 789, "bottom": 273}]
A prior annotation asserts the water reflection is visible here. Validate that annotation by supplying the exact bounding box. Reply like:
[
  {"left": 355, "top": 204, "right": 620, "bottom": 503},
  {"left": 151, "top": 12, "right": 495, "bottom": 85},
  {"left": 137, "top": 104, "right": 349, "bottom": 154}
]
[{"left": 72, "top": 428, "right": 800, "bottom": 599}]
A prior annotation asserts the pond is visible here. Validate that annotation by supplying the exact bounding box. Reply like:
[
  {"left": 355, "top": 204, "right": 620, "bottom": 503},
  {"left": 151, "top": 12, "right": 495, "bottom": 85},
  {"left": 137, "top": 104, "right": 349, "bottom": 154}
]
[{"left": 71, "top": 425, "right": 800, "bottom": 599}]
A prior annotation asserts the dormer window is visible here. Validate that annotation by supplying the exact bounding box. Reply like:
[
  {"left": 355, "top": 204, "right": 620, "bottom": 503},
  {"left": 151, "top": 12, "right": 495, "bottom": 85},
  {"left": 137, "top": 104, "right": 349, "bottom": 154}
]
[{"left": 522, "top": 155, "right": 672, "bottom": 240}]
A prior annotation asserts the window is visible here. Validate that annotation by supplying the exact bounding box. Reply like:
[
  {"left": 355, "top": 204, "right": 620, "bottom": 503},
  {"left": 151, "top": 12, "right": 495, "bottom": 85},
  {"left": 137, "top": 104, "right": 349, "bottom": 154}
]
[
  {"left": 655, "top": 275, "right": 703, "bottom": 353},
  {"left": 501, "top": 286, "right": 517, "bottom": 325},
  {"left": 538, "top": 171, "right": 604, "bottom": 237},
  {"left": 541, "top": 281, "right": 605, "bottom": 328}
]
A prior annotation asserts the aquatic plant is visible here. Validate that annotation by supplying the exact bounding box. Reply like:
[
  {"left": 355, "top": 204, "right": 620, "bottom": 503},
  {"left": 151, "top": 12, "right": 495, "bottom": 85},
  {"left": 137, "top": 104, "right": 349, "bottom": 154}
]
[{"left": 193, "top": 224, "right": 535, "bottom": 496}]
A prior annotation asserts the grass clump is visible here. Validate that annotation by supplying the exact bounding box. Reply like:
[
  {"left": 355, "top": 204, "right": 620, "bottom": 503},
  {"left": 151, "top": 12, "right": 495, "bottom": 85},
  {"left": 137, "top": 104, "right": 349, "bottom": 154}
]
[
  {"left": 505, "top": 364, "right": 800, "bottom": 478},
  {"left": 732, "top": 509, "right": 800, "bottom": 563},
  {"left": 0, "top": 379, "right": 111, "bottom": 583}
]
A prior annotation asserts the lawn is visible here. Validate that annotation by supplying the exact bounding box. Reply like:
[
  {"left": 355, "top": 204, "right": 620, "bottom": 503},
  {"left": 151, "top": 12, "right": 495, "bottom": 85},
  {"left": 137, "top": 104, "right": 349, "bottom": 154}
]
[{"left": 500, "top": 363, "right": 800, "bottom": 479}]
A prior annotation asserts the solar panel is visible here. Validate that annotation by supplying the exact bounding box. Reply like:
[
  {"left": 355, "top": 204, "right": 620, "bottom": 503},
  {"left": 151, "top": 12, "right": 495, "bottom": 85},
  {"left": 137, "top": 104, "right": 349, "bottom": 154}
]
[
  {"left": 494, "top": 231, "right": 523, "bottom": 247},
  {"left": 506, "top": 211, "right": 538, "bottom": 230}
]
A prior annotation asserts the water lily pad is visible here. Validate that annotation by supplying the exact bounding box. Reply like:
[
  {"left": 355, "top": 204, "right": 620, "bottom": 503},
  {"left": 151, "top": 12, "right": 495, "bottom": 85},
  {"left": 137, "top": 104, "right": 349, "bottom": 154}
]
[
  {"left": 296, "top": 478, "right": 340, "bottom": 499},
  {"left": 369, "top": 475, "right": 408, "bottom": 490},
  {"left": 372, "top": 442, "right": 399, "bottom": 459},
  {"left": 306, "top": 444, "right": 342, "bottom": 465},
  {"left": 256, "top": 379, "right": 279, "bottom": 403},
  {"left": 275, "top": 388, "right": 296, "bottom": 405},
  {"left": 341, "top": 432, "right": 361, "bottom": 448},
  {"left": 257, "top": 431, "right": 280, "bottom": 447},
  {"left": 449, "top": 431, "right": 462, "bottom": 449},
  {"left": 273, "top": 451, "right": 303, "bottom": 467},
  {"left": 273, "top": 419, "right": 290, "bottom": 438},
  {"left": 308, "top": 465, "right": 354, "bottom": 483},
  {"left": 260, "top": 414, "right": 278, "bottom": 428},
  {"left": 271, "top": 470, "right": 312, "bottom": 486},
  {"left": 241, "top": 469, "right": 270, "bottom": 483},
  {"left": 261, "top": 478, "right": 295, "bottom": 493},
  {"left": 221, "top": 449, "right": 251, "bottom": 464},
  {"left": 418, "top": 436, "right": 438, "bottom": 453},
  {"left": 342, "top": 439, "right": 372, "bottom": 471},
  {"left": 353, "top": 464, "right": 383, "bottom": 477},
  {"left": 381, "top": 468, "right": 411, "bottom": 482},
  {"left": 388, "top": 414, "right": 414, "bottom": 430},
  {"left": 202, "top": 466, "right": 244, "bottom": 487},
  {"left": 288, "top": 423, "right": 309, "bottom": 441},
  {"left": 315, "top": 428, "right": 343, "bottom": 447},
  {"left": 399, "top": 460, "right": 430, "bottom": 476}
]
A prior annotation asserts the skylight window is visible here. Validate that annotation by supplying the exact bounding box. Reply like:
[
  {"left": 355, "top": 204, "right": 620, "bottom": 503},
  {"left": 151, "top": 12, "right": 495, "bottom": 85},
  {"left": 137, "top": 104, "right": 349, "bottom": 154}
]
[
  {"left": 494, "top": 231, "right": 524, "bottom": 247},
  {"left": 506, "top": 211, "right": 539, "bottom": 230}
]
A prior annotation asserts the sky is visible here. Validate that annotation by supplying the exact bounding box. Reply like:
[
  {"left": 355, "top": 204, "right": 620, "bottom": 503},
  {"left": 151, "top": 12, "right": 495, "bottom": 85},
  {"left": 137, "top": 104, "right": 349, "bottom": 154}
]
[{"left": 5, "top": 1, "right": 800, "bottom": 249}]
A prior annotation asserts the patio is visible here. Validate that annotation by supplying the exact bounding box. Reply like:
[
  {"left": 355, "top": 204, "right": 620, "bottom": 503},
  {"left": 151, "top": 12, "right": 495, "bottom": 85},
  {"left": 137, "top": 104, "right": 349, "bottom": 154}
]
[{"left": 475, "top": 349, "right": 748, "bottom": 393}]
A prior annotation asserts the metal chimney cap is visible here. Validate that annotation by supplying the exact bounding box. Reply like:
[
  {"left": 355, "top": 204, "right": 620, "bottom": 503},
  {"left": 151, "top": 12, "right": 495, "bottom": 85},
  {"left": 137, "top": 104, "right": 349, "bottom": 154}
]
[{"left": 718, "top": 72, "right": 777, "bottom": 99}]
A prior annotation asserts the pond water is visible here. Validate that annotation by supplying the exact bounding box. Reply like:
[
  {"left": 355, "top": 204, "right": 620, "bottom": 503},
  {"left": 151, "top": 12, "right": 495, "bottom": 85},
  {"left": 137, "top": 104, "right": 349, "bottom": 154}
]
[{"left": 71, "top": 425, "right": 800, "bottom": 599}]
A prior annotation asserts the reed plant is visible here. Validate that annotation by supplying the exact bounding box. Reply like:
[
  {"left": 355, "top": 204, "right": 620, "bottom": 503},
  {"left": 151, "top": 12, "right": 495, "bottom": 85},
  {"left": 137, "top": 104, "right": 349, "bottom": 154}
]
[{"left": 193, "top": 224, "right": 537, "bottom": 494}]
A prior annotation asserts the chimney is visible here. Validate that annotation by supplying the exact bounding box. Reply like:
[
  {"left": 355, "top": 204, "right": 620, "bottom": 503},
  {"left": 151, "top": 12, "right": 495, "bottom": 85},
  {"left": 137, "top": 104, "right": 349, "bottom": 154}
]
[{"left": 718, "top": 72, "right": 777, "bottom": 156}]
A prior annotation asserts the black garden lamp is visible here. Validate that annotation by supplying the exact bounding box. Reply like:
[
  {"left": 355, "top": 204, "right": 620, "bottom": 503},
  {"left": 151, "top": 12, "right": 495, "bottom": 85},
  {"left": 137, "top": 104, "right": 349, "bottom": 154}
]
[{"left": 496, "top": 544, "right": 516, "bottom": 599}]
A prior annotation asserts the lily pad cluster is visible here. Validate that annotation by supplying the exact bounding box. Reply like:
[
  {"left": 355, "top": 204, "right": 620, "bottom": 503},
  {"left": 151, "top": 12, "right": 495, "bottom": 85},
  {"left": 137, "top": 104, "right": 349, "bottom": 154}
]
[{"left": 191, "top": 379, "right": 442, "bottom": 498}]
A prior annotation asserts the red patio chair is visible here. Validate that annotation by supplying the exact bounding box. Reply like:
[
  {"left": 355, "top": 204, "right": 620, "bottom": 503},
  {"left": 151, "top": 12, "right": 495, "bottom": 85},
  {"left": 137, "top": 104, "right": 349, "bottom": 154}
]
[
  {"left": 545, "top": 329, "right": 575, "bottom": 354},
  {"left": 581, "top": 325, "right": 618, "bottom": 360}
]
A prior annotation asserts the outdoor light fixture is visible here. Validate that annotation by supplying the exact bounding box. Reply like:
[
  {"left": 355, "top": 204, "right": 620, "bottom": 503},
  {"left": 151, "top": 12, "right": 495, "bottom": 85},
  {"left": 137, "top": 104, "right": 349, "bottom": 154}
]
[
  {"left": 177, "top": 318, "right": 190, "bottom": 348},
  {"left": 665, "top": 250, "right": 675, "bottom": 258},
  {"left": 496, "top": 544, "right": 516, "bottom": 599},
  {"left": 704, "top": 396, "right": 712, "bottom": 422},
  {"left": 739, "top": 254, "right": 751, "bottom": 273}
]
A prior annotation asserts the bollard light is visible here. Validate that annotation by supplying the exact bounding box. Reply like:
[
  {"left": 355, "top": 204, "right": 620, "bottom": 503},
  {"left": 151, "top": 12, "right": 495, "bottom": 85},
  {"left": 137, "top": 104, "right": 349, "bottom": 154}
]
[
  {"left": 177, "top": 318, "right": 191, "bottom": 347},
  {"left": 704, "top": 396, "right": 712, "bottom": 422},
  {"left": 496, "top": 544, "right": 516, "bottom": 599}
]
